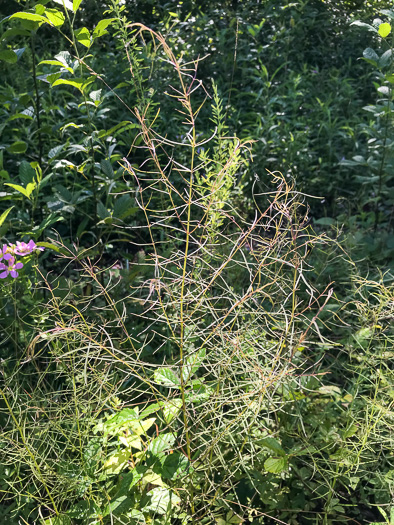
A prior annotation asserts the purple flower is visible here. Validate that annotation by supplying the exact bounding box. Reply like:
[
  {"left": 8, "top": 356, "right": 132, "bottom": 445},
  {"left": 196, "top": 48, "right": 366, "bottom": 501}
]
[
  {"left": 14, "top": 240, "right": 44, "bottom": 256},
  {"left": 0, "top": 255, "right": 23, "bottom": 278}
]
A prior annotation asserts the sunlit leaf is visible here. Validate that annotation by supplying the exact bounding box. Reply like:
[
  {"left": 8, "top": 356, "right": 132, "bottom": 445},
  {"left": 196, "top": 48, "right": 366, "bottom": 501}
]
[
  {"left": 73, "top": 0, "right": 84, "bottom": 12},
  {"left": 52, "top": 78, "right": 85, "bottom": 92},
  {"left": 75, "top": 27, "right": 91, "bottom": 48},
  {"left": 0, "top": 207, "right": 13, "bottom": 227},
  {"left": 379, "top": 22, "right": 391, "bottom": 38},
  {"left": 10, "top": 12, "right": 49, "bottom": 24},
  {"left": 154, "top": 368, "right": 181, "bottom": 388},
  {"left": 45, "top": 8, "right": 65, "bottom": 27},
  {"left": 103, "top": 450, "right": 130, "bottom": 474},
  {"left": 92, "top": 18, "right": 115, "bottom": 38},
  {"left": 264, "top": 456, "right": 288, "bottom": 474}
]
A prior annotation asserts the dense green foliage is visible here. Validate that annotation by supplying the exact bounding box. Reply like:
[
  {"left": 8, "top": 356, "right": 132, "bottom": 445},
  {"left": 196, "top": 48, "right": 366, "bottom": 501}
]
[{"left": 0, "top": 0, "right": 394, "bottom": 524}]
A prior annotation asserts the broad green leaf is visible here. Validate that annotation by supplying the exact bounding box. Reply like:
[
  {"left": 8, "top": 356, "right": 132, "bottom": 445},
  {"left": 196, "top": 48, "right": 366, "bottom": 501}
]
[
  {"left": 144, "top": 487, "right": 180, "bottom": 515},
  {"left": 83, "top": 438, "right": 101, "bottom": 477},
  {"left": 92, "top": 18, "right": 115, "bottom": 38},
  {"left": 264, "top": 456, "right": 288, "bottom": 474},
  {"left": 363, "top": 47, "right": 379, "bottom": 62},
  {"left": 259, "top": 437, "right": 286, "bottom": 456},
  {"left": 73, "top": 0, "right": 84, "bottom": 11},
  {"left": 103, "top": 449, "right": 130, "bottom": 474},
  {"left": 19, "top": 160, "right": 35, "bottom": 185},
  {"left": 113, "top": 194, "right": 136, "bottom": 219},
  {"left": 350, "top": 21, "right": 377, "bottom": 32},
  {"left": 10, "top": 12, "right": 49, "bottom": 24},
  {"left": 7, "top": 141, "right": 27, "bottom": 154},
  {"left": 343, "top": 423, "right": 358, "bottom": 439},
  {"left": 102, "top": 407, "right": 139, "bottom": 435},
  {"left": 67, "top": 500, "right": 100, "bottom": 520},
  {"left": 0, "top": 207, "right": 13, "bottom": 227},
  {"left": 379, "top": 22, "right": 391, "bottom": 38},
  {"left": 45, "top": 8, "right": 65, "bottom": 27},
  {"left": 52, "top": 78, "right": 85, "bottom": 92},
  {"left": 4, "top": 183, "right": 35, "bottom": 199},
  {"left": 35, "top": 4, "right": 46, "bottom": 15},
  {"left": 119, "top": 434, "right": 142, "bottom": 450},
  {"left": 128, "top": 417, "right": 156, "bottom": 436},
  {"left": 162, "top": 399, "right": 182, "bottom": 423},
  {"left": 161, "top": 452, "right": 192, "bottom": 480},
  {"left": 183, "top": 348, "right": 206, "bottom": 382},
  {"left": 2, "top": 28, "right": 31, "bottom": 39},
  {"left": 148, "top": 433, "right": 176, "bottom": 455},
  {"left": 75, "top": 27, "right": 91, "bottom": 48},
  {"left": 379, "top": 49, "right": 392, "bottom": 67},
  {"left": 154, "top": 368, "right": 181, "bottom": 388},
  {"left": 141, "top": 470, "right": 167, "bottom": 488},
  {"left": 0, "top": 49, "right": 17, "bottom": 63},
  {"left": 8, "top": 113, "right": 33, "bottom": 121}
]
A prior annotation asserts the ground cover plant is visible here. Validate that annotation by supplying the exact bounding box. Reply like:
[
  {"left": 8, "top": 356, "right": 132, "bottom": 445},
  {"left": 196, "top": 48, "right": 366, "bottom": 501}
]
[{"left": 0, "top": 0, "right": 394, "bottom": 524}]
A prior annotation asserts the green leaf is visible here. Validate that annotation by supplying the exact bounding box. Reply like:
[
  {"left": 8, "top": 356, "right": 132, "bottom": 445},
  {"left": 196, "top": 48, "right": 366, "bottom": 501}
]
[
  {"left": 52, "top": 78, "right": 85, "bottom": 92},
  {"left": 128, "top": 417, "right": 156, "bottom": 436},
  {"left": 113, "top": 194, "right": 136, "bottom": 219},
  {"left": 161, "top": 399, "right": 182, "bottom": 423},
  {"left": 148, "top": 433, "right": 176, "bottom": 455},
  {"left": 83, "top": 438, "right": 102, "bottom": 477},
  {"left": 102, "top": 408, "right": 139, "bottom": 435},
  {"left": 2, "top": 28, "right": 31, "bottom": 39},
  {"left": 264, "top": 456, "right": 288, "bottom": 474},
  {"left": 103, "top": 449, "right": 130, "bottom": 474},
  {"left": 259, "top": 437, "right": 286, "bottom": 456},
  {"left": 363, "top": 47, "right": 379, "bottom": 62},
  {"left": 119, "top": 434, "right": 142, "bottom": 450},
  {"left": 0, "top": 49, "right": 17, "bottom": 63},
  {"left": 4, "top": 183, "right": 35, "bottom": 199},
  {"left": 10, "top": 12, "right": 49, "bottom": 24},
  {"left": 154, "top": 368, "right": 181, "bottom": 388},
  {"left": 67, "top": 500, "right": 100, "bottom": 520},
  {"left": 343, "top": 423, "right": 358, "bottom": 439},
  {"left": 45, "top": 8, "right": 65, "bottom": 27},
  {"left": 19, "top": 160, "right": 35, "bottom": 185},
  {"left": 144, "top": 487, "right": 181, "bottom": 515},
  {"left": 7, "top": 141, "right": 27, "bottom": 154},
  {"left": 75, "top": 27, "right": 91, "bottom": 48},
  {"left": 161, "top": 452, "right": 192, "bottom": 480},
  {"left": 379, "top": 23, "right": 391, "bottom": 38},
  {"left": 73, "top": 0, "right": 84, "bottom": 11},
  {"left": 183, "top": 348, "right": 206, "bottom": 382},
  {"left": 92, "top": 18, "right": 115, "bottom": 38},
  {"left": 101, "top": 159, "right": 114, "bottom": 177},
  {"left": 0, "top": 207, "right": 13, "bottom": 227},
  {"left": 351, "top": 21, "right": 377, "bottom": 32}
]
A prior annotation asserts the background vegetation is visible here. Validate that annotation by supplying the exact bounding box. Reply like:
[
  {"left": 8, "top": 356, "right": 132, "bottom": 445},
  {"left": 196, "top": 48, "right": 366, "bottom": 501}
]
[{"left": 0, "top": 0, "right": 393, "bottom": 524}]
